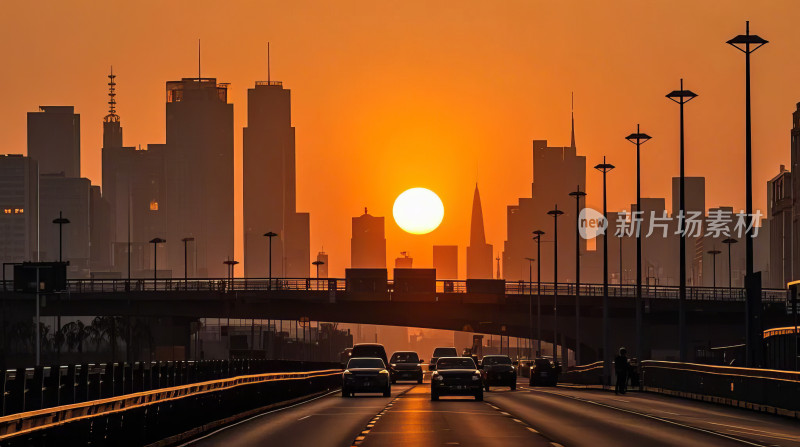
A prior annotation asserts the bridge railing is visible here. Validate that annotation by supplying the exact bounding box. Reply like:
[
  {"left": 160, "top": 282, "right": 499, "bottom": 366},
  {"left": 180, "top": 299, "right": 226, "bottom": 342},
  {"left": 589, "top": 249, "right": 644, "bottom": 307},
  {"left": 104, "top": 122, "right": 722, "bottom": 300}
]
[{"left": 0, "top": 278, "right": 786, "bottom": 303}]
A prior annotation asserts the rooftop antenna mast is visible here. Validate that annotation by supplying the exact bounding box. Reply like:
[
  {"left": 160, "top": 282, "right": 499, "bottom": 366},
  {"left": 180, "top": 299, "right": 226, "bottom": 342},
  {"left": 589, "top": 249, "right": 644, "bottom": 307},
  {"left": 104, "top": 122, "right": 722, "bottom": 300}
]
[{"left": 104, "top": 66, "right": 119, "bottom": 123}]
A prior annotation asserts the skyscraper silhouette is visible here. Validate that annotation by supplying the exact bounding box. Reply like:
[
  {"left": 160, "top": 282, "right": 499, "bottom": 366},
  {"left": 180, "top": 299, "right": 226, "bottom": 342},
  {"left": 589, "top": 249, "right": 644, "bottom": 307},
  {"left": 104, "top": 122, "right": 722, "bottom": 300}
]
[
  {"left": 243, "top": 77, "right": 310, "bottom": 278},
  {"left": 351, "top": 209, "right": 386, "bottom": 268},
  {"left": 0, "top": 155, "right": 38, "bottom": 264},
  {"left": 165, "top": 77, "right": 234, "bottom": 277},
  {"left": 467, "top": 184, "right": 493, "bottom": 279},
  {"left": 27, "top": 106, "right": 80, "bottom": 178}
]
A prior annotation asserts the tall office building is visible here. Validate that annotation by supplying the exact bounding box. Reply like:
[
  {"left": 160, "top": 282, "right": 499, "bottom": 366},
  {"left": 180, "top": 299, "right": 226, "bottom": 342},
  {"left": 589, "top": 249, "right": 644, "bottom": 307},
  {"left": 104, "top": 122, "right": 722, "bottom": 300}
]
[
  {"left": 502, "top": 117, "right": 586, "bottom": 281},
  {"left": 164, "top": 77, "right": 234, "bottom": 277},
  {"left": 768, "top": 167, "right": 791, "bottom": 288},
  {"left": 316, "top": 251, "right": 329, "bottom": 278},
  {"left": 27, "top": 106, "right": 81, "bottom": 178},
  {"left": 351, "top": 209, "right": 386, "bottom": 268},
  {"left": 101, "top": 71, "right": 168, "bottom": 275},
  {"left": 243, "top": 79, "right": 310, "bottom": 278},
  {"left": 395, "top": 252, "right": 413, "bottom": 269},
  {"left": 39, "top": 173, "right": 91, "bottom": 274},
  {"left": 467, "top": 185, "right": 493, "bottom": 279},
  {"left": 0, "top": 155, "right": 38, "bottom": 264},
  {"left": 671, "top": 177, "right": 705, "bottom": 217},
  {"left": 433, "top": 245, "right": 458, "bottom": 279}
]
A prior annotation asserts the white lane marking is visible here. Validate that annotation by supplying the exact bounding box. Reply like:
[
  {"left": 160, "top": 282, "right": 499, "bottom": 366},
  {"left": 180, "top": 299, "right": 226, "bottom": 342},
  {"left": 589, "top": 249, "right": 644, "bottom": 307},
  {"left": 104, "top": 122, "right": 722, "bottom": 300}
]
[
  {"left": 297, "top": 415, "right": 311, "bottom": 421},
  {"left": 550, "top": 443, "right": 565, "bottom": 447},
  {"left": 530, "top": 389, "right": 767, "bottom": 447},
  {"left": 527, "top": 427, "right": 539, "bottom": 434},
  {"left": 176, "top": 389, "right": 340, "bottom": 446}
]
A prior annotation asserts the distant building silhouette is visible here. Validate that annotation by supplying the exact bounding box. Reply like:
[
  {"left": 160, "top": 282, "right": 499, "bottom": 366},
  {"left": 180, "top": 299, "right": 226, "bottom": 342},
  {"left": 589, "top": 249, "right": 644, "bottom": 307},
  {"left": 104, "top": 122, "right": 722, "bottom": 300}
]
[
  {"left": 243, "top": 79, "right": 310, "bottom": 278},
  {"left": 39, "top": 173, "right": 91, "bottom": 274},
  {"left": 351, "top": 209, "right": 386, "bottom": 268},
  {"left": 672, "top": 176, "right": 705, "bottom": 286},
  {"left": 768, "top": 166, "right": 791, "bottom": 288},
  {"left": 316, "top": 251, "right": 329, "bottom": 278},
  {"left": 467, "top": 184, "right": 492, "bottom": 279},
  {"left": 89, "top": 185, "right": 112, "bottom": 271},
  {"left": 0, "top": 155, "right": 38, "bottom": 264},
  {"left": 671, "top": 177, "right": 705, "bottom": 217},
  {"left": 164, "top": 77, "right": 234, "bottom": 277},
  {"left": 502, "top": 129, "right": 586, "bottom": 281},
  {"left": 101, "top": 71, "right": 168, "bottom": 276},
  {"left": 433, "top": 245, "right": 458, "bottom": 279},
  {"left": 395, "top": 252, "right": 413, "bottom": 269},
  {"left": 27, "top": 106, "right": 80, "bottom": 178},
  {"left": 791, "top": 102, "right": 800, "bottom": 282}
]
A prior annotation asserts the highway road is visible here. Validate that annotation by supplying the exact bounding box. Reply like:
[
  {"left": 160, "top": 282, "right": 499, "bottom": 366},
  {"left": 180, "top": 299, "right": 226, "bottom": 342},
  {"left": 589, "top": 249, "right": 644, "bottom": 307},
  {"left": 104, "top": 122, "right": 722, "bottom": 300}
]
[{"left": 185, "top": 380, "right": 800, "bottom": 447}]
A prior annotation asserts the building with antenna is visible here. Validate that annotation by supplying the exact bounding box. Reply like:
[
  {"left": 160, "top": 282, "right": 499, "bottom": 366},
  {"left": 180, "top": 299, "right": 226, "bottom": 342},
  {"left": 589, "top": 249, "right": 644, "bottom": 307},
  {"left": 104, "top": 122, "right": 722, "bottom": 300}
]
[
  {"left": 351, "top": 208, "right": 386, "bottom": 269},
  {"left": 243, "top": 45, "right": 310, "bottom": 278}
]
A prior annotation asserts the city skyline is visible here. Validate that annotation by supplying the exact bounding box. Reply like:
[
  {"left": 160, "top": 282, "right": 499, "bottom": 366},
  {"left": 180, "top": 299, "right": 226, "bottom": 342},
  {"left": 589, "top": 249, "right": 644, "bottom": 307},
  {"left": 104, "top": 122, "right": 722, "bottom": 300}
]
[{"left": 1, "top": 1, "right": 799, "bottom": 278}]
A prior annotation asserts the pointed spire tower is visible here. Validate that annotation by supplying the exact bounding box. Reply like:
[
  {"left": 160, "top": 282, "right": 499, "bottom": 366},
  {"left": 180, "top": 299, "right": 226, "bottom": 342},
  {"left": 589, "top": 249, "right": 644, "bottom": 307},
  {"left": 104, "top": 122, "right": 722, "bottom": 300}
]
[
  {"left": 570, "top": 92, "right": 576, "bottom": 149},
  {"left": 467, "top": 184, "right": 494, "bottom": 279},
  {"left": 103, "top": 66, "right": 123, "bottom": 149}
]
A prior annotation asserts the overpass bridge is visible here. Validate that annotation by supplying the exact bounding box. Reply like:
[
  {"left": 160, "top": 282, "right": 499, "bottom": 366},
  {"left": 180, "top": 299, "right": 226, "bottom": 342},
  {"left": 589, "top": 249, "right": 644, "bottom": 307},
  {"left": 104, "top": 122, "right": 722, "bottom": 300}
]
[{"left": 0, "top": 278, "right": 791, "bottom": 363}]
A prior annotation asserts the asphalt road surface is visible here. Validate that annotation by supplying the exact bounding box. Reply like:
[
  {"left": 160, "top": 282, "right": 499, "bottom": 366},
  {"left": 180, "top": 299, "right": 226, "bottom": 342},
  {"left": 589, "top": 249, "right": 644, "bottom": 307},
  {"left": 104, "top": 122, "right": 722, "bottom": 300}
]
[{"left": 185, "top": 380, "right": 800, "bottom": 447}]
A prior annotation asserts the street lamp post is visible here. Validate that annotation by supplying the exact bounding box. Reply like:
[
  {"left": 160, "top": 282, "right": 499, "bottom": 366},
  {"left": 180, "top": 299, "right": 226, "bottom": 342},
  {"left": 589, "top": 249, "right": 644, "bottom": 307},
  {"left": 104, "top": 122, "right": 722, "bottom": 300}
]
[
  {"left": 667, "top": 79, "right": 697, "bottom": 362},
  {"left": 524, "top": 257, "right": 535, "bottom": 359},
  {"left": 727, "top": 21, "right": 768, "bottom": 368},
  {"left": 264, "top": 232, "right": 278, "bottom": 289},
  {"left": 626, "top": 125, "right": 652, "bottom": 364},
  {"left": 149, "top": 238, "right": 165, "bottom": 290},
  {"left": 312, "top": 259, "right": 325, "bottom": 288},
  {"left": 223, "top": 259, "right": 239, "bottom": 290},
  {"left": 52, "top": 211, "right": 70, "bottom": 263},
  {"left": 533, "top": 230, "right": 545, "bottom": 357},
  {"left": 722, "top": 238, "right": 738, "bottom": 290},
  {"left": 52, "top": 211, "right": 70, "bottom": 365},
  {"left": 547, "top": 206, "right": 564, "bottom": 365},
  {"left": 181, "top": 237, "right": 195, "bottom": 289},
  {"left": 568, "top": 186, "right": 586, "bottom": 365},
  {"left": 708, "top": 249, "right": 721, "bottom": 299},
  {"left": 594, "top": 157, "right": 615, "bottom": 386}
]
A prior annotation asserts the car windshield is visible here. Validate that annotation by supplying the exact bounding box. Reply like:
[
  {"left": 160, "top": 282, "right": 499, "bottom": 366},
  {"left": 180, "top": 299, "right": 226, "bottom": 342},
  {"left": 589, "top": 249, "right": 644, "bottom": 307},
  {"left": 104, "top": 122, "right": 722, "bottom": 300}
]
[
  {"left": 352, "top": 345, "right": 385, "bottom": 359},
  {"left": 535, "top": 359, "right": 553, "bottom": 368},
  {"left": 432, "top": 348, "right": 458, "bottom": 358},
  {"left": 391, "top": 352, "right": 419, "bottom": 363},
  {"left": 347, "top": 358, "right": 385, "bottom": 369},
  {"left": 482, "top": 356, "right": 512, "bottom": 365},
  {"left": 437, "top": 357, "right": 476, "bottom": 370}
]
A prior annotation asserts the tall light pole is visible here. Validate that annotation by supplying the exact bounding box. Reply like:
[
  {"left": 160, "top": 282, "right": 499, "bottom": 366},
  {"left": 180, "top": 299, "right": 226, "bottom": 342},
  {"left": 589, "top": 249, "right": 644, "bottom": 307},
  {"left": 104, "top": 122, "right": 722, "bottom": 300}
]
[
  {"left": 149, "top": 238, "right": 165, "bottom": 290},
  {"left": 667, "top": 79, "right": 697, "bottom": 362},
  {"left": 52, "top": 211, "right": 69, "bottom": 365},
  {"left": 727, "top": 21, "right": 768, "bottom": 368},
  {"left": 626, "top": 125, "right": 652, "bottom": 363},
  {"left": 594, "top": 157, "right": 614, "bottom": 386},
  {"left": 722, "top": 238, "right": 738, "bottom": 290},
  {"left": 223, "top": 259, "right": 239, "bottom": 290},
  {"left": 547, "top": 206, "right": 564, "bottom": 365},
  {"left": 52, "top": 211, "right": 70, "bottom": 263},
  {"left": 181, "top": 237, "right": 195, "bottom": 289},
  {"left": 264, "top": 232, "right": 278, "bottom": 289},
  {"left": 708, "top": 249, "right": 721, "bottom": 298},
  {"left": 312, "top": 260, "right": 324, "bottom": 279},
  {"left": 533, "top": 230, "right": 545, "bottom": 357},
  {"left": 525, "top": 256, "right": 535, "bottom": 359},
  {"left": 568, "top": 186, "right": 586, "bottom": 365}
]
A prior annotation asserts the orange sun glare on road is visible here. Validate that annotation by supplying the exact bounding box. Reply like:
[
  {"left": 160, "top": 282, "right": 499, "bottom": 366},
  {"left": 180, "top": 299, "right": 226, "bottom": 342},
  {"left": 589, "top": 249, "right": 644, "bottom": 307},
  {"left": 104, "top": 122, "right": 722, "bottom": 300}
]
[{"left": 393, "top": 188, "right": 445, "bottom": 235}]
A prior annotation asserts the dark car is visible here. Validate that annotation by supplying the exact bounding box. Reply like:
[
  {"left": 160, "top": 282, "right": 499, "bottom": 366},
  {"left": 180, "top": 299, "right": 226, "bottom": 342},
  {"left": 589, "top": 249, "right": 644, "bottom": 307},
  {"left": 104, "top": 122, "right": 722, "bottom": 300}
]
[
  {"left": 342, "top": 357, "right": 391, "bottom": 397},
  {"left": 480, "top": 355, "right": 517, "bottom": 391},
  {"left": 529, "top": 357, "right": 560, "bottom": 387},
  {"left": 351, "top": 343, "right": 388, "bottom": 366},
  {"left": 429, "top": 347, "right": 459, "bottom": 371},
  {"left": 431, "top": 357, "right": 483, "bottom": 401},
  {"left": 389, "top": 351, "right": 424, "bottom": 384}
]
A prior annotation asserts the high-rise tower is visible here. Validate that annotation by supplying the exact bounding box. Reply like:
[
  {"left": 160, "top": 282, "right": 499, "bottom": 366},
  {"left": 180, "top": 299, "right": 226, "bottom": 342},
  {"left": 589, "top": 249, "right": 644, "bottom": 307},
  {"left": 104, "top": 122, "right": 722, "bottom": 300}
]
[
  {"left": 243, "top": 58, "right": 310, "bottom": 278},
  {"left": 467, "top": 184, "right": 493, "bottom": 279},
  {"left": 27, "top": 106, "right": 81, "bottom": 177}
]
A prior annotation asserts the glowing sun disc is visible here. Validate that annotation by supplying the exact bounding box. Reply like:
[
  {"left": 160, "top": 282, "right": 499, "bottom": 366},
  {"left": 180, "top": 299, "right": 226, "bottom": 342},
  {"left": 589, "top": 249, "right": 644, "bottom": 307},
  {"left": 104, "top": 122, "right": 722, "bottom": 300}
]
[{"left": 393, "top": 188, "right": 444, "bottom": 234}]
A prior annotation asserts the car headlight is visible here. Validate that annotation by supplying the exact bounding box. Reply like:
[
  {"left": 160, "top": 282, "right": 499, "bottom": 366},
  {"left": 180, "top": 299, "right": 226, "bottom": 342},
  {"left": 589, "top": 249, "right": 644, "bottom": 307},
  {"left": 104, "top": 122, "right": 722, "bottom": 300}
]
[
  {"left": 343, "top": 370, "right": 352, "bottom": 375},
  {"left": 380, "top": 369, "right": 389, "bottom": 375},
  {"left": 434, "top": 375, "right": 444, "bottom": 381},
  {"left": 391, "top": 363, "right": 397, "bottom": 368}
]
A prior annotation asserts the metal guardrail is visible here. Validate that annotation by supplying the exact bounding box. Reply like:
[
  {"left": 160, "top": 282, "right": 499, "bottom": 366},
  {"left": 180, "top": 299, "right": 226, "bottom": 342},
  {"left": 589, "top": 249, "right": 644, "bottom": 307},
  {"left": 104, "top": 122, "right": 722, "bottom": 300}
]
[
  {"left": 0, "top": 366, "right": 341, "bottom": 445},
  {"left": 642, "top": 360, "right": 800, "bottom": 415},
  {"left": 0, "top": 278, "right": 786, "bottom": 302}
]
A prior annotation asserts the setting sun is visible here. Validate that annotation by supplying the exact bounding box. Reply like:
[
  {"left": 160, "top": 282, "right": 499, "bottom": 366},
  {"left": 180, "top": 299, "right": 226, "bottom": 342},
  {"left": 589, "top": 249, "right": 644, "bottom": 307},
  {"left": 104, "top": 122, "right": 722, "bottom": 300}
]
[{"left": 392, "top": 188, "right": 445, "bottom": 235}]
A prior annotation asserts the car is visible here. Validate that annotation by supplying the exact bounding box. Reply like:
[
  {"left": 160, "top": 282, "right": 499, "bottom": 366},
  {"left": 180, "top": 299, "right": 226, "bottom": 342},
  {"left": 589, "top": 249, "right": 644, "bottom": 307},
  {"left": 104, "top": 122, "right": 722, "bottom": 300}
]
[
  {"left": 429, "top": 347, "right": 458, "bottom": 371},
  {"left": 342, "top": 357, "right": 391, "bottom": 397},
  {"left": 529, "top": 357, "right": 560, "bottom": 387},
  {"left": 389, "top": 351, "right": 424, "bottom": 384},
  {"left": 480, "top": 355, "right": 517, "bottom": 391},
  {"left": 339, "top": 347, "right": 353, "bottom": 366},
  {"left": 350, "top": 343, "right": 388, "bottom": 366},
  {"left": 431, "top": 356, "right": 483, "bottom": 401}
]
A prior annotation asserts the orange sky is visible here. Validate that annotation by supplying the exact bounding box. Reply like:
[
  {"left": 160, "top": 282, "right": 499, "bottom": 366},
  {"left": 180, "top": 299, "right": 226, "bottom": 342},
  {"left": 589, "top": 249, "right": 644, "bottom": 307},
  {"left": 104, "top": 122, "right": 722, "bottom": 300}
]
[{"left": 1, "top": 1, "right": 798, "bottom": 278}]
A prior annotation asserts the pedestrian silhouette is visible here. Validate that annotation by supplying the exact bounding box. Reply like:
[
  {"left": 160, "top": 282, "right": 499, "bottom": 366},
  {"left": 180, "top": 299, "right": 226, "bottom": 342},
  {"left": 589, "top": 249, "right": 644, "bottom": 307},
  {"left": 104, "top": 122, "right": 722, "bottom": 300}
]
[{"left": 614, "top": 347, "right": 629, "bottom": 395}]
